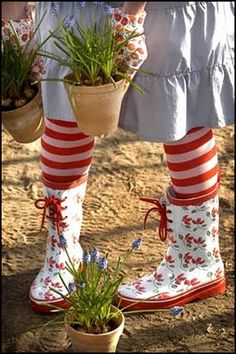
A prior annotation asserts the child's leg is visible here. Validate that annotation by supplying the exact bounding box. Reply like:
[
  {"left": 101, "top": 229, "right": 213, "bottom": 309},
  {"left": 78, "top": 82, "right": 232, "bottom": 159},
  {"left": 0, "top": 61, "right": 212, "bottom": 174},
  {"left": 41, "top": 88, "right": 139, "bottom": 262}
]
[
  {"left": 163, "top": 127, "right": 219, "bottom": 199},
  {"left": 41, "top": 117, "right": 94, "bottom": 183},
  {"left": 117, "top": 127, "right": 225, "bottom": 310},
  {"left": 29, "top": 117, "right": 95, "bottom": 312}
]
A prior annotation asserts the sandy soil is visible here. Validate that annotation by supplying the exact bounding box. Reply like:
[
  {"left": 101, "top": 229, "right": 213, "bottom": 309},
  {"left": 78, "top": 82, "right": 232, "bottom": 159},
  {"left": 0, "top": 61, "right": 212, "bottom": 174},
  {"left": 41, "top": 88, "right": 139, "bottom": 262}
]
[{"left": 2, "top": 124, "right": 235, "bottom": 353}]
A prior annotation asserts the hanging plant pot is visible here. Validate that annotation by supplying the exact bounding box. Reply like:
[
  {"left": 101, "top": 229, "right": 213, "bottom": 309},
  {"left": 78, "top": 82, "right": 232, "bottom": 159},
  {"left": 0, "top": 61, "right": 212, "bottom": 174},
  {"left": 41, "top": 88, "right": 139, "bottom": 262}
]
[
  {"left": 2, "top": 85, "right": 45, "bottom": 144},
  {"left": 65, "top": 305, "right": 125, "bottom": 353},
  {"left": 64, "top": 73, "right": 126, "bottom": 136}
]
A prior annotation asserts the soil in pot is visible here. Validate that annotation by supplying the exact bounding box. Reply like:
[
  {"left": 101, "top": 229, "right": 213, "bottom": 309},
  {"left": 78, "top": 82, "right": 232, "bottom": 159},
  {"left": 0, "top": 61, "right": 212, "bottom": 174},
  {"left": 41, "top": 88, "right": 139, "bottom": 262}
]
[
  {"left": 2, "top": 85, "right": 38, "bottom": 112},
  {"left": 2, "top": 85, "right": 45, "bottom": 144},
  {"left": 70, "top": 319, "right": 116, "bottom": 334}
]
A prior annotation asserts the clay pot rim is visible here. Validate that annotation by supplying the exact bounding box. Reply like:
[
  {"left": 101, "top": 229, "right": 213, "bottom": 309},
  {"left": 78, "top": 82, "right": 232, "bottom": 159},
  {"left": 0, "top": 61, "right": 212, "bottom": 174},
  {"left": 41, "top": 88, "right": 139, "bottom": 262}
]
[
  {"left": 64, "top": 73, "right": 125, "bottom": 92},
  {"left": 65, "top": 307, "right": 124, "bottom": 337}
]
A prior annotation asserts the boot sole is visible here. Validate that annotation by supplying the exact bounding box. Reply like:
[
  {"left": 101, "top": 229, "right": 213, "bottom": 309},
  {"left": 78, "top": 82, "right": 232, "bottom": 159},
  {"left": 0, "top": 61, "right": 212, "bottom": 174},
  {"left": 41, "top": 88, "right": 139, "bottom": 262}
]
[
  {"left": 116, "top": 277, "right": 226, "bottom": 311},
  {"left": 29, "top": 296, "right": 71, "bottom": 313}
]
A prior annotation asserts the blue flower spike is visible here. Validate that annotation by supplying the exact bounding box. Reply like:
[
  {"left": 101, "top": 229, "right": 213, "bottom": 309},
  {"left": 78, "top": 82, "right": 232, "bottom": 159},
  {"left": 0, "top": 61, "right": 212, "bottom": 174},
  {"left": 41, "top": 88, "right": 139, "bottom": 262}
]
[
  {"left": 68, "top": 282, "right": 77, "bottom": 293},
  {"left": 98, "top": 256, "right": 108, "bottom": 271},
  {"left": 83, "top": 250, "right": 91, "bottom": 264},
  {"left": 64, "top": 15, "right": 75, "bottom": 30},
  {"left": 170, "top": 306, "right": 183, "bottom": 316},
  {"left": 91, "top": 248, "right": 100, "bottom": 262},
  {"left": 132, "top": 238, "right": 142, "bottom": 250},
  {"left": 59, "top": 235, "right": 67, "bottom": 247}
]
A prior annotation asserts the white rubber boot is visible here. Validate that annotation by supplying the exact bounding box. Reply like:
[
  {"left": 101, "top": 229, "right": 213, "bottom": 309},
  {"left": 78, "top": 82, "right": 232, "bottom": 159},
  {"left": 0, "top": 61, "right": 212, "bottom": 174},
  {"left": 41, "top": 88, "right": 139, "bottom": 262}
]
[
  {"left": 117, "top": 180, "right": 226, "bottom": 310},
  {"left": 29, "top": 176, "right": 87, "bottom": 312}
]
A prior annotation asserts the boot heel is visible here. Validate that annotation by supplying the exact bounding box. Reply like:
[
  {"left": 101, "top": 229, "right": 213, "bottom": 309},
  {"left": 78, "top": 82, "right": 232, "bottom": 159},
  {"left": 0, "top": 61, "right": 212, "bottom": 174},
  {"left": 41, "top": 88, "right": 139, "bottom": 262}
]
[{"left": 198, "top": 278, "right": 226, "bottom": 300}]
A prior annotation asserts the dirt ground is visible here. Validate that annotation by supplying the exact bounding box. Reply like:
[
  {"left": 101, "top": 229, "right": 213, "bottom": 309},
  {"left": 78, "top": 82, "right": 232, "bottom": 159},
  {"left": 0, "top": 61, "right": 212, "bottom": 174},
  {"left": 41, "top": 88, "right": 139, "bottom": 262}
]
[{"left": 2, "top": 124, "right": 235, "bottom": 353}]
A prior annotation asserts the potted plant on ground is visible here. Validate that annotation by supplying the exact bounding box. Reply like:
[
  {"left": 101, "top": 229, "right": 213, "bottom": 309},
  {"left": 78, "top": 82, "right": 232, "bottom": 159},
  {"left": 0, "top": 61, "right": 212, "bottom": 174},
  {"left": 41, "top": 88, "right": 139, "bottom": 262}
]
[
  {"left": 37, "top": 238, "right": 143, "bottom": 353},
  {"left": 39, "top": 5, "right": 147, "bottom": 136},
  {"left": 1, "top": 12, "right": 52, "bottom": 144}
]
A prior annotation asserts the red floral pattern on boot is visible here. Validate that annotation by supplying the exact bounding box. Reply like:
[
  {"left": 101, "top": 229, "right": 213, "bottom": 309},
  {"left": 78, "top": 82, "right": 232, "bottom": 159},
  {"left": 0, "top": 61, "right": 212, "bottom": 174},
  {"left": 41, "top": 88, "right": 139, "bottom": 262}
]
[
  {"left": 118, "top": 191, "right": 225, "bottom": 303},
  {"left": 30, "top": 182, "right": 87, "bottom": 304}
]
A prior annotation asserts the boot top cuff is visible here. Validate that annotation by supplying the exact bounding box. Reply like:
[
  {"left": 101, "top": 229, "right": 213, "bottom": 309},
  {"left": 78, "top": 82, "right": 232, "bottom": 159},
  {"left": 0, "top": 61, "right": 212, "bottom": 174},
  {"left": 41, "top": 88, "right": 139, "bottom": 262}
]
[
  {"left": 42, "top": 175, "right": 88, "bottom": 190},
  {"left": 166, "top": 181, "right": 220, "bottom": 206}
]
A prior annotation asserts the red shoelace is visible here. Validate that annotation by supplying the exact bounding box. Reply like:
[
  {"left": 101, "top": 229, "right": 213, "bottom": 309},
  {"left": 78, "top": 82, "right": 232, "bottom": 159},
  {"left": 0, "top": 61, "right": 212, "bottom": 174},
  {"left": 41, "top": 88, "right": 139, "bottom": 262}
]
[
  {"left": 140, "top": 197, "right": 172, "bottom": 242},
  {"left": 35, "top": 196, "right": 68, "bottom": 236}
]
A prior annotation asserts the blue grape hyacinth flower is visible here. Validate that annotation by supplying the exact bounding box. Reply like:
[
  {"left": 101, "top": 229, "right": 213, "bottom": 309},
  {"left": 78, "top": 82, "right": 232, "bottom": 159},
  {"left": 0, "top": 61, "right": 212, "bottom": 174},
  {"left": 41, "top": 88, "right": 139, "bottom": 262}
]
[
  {"left": 132, "top": 238, "right": 142, "bottom": 250},
  {"left": 170, "top": 306, "right": 183, "bottom": 316},
  {"left": 91, "top": 248, "right": 100, "bottom": 262},
  {"left": 59, "top": 235, "right": 67, "bottom": 247},
  {"left": 68, "top": 282, "right": 77, "bottom": 293},
  {"left": 98, "top": 256, "right": 108, "bottom": 271},
  {"left": 83, "top": 250, "right": 91, "bottom": 264},
  {"left": 64, "top": 15, "right": 75, "bottom": 29}
]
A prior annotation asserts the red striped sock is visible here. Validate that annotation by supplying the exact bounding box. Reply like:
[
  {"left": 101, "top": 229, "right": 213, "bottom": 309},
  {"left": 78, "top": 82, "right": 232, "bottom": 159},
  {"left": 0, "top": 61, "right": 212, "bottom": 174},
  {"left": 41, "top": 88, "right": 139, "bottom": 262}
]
[
  {"left": 41, "top": 118, "right": 95, "bottom": 183},
  {"left": 163, "top": 127, "right": 219, "bottom": 199}
]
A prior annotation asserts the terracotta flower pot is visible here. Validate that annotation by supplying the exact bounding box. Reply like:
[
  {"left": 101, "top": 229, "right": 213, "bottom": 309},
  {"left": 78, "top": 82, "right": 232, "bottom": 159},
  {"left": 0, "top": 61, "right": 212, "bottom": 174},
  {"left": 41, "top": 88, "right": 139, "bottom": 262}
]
[
  {"left": 63, "top": 73, "right": 126, "bottom": 136},
  {"left": 2, "top": 86, "right": 45, "bottom": 144},
  {"left": 65, "top": 306, "right": 125, "bottom": 353}
]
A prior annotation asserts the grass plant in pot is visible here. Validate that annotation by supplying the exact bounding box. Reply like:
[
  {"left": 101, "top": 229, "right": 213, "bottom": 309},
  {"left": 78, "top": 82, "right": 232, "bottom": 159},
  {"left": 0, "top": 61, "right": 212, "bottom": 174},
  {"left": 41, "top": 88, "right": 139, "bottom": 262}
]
[
  {"left": 40, "top": 6, "right": 147, "bottom": 136},
  {"left": 1, "top": 12, "right": 52, "bottom": 144},
  {"left": 38, "top": 238, "right": 143, "bottom": 352}
]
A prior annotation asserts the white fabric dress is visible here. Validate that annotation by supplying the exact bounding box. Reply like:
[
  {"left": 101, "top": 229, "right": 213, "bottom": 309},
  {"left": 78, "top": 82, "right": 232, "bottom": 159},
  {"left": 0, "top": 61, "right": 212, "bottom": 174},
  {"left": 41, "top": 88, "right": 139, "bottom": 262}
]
[{"left": 35, "top": 1, "right": 235, "bottom": 142}]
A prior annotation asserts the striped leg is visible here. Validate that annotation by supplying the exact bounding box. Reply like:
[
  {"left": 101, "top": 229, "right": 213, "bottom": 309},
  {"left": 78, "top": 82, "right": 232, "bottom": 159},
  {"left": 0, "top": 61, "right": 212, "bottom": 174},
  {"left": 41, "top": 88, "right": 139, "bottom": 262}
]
[
  {"left": 30, "top": 118, "right": 94, "bottom": 312},
  {"left": 41, "top": 117, "right": 94, "bottom": 183},
  {"left": 163, "top": 127, "right": 219, "bottom": 199}
]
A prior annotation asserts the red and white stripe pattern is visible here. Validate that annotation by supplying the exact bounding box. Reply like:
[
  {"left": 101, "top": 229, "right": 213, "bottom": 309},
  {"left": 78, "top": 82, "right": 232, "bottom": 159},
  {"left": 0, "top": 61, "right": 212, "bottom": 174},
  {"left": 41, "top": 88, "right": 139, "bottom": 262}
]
[
  {"left": 163, "top": 127, "right": 219, "bottom": 199},
  {"left": 41, "top": 118, "right": 95, "bottom": 184}
]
